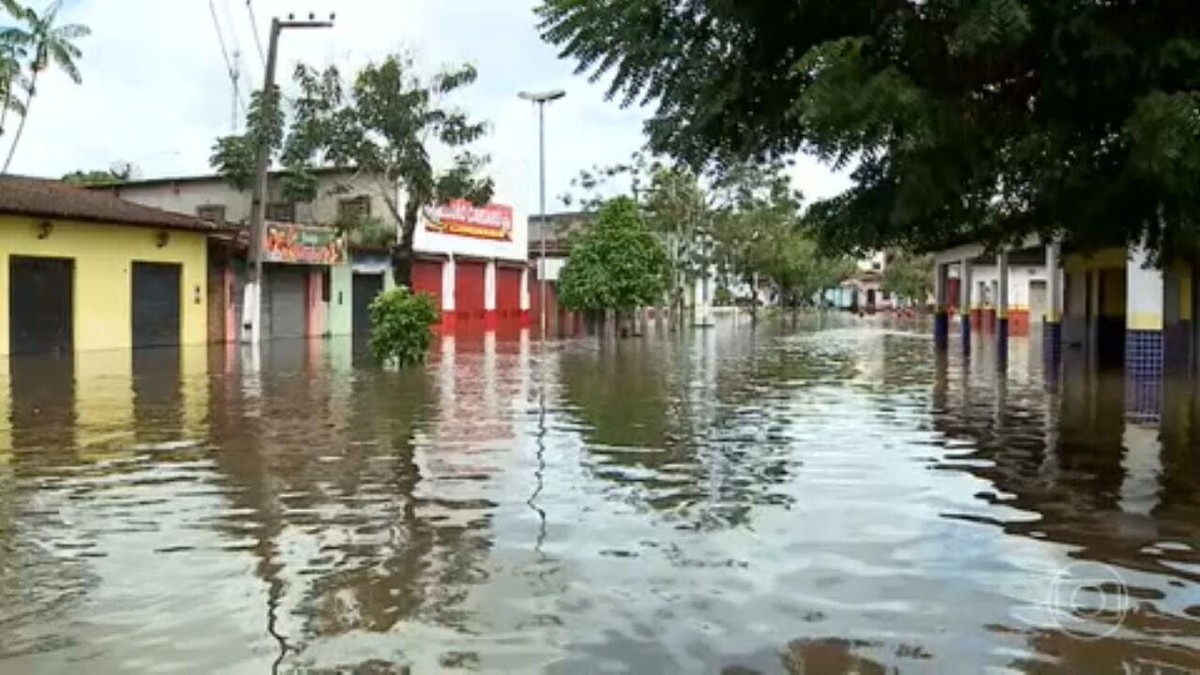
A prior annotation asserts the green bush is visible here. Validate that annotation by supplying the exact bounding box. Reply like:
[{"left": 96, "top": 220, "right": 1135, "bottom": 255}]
[{"left": 368, "top": 287, "right": 440, "bottom": 366}]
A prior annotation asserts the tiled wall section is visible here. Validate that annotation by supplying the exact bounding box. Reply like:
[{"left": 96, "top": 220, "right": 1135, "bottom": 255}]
[
  {"left": 1126, "top": 329, "right": 1165, "bottom": 378},
  {"left": 1043, "top": 321, "right": 1062, "bottom": 360}
]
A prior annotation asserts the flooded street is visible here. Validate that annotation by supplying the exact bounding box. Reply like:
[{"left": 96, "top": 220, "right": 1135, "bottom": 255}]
[{"left": 1, "top": 320, "right": 1198, "bottom": 673}]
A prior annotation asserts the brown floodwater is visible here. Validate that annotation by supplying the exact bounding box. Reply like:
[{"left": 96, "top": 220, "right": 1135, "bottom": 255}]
[{"left": 1, "top": 319, "right": 1198, "bottom": 673}]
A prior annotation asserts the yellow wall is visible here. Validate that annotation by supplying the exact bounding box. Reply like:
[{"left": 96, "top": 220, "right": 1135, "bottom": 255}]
[
  {"left": 1101, "top": 268, "right": 1126, "bottom": 318},
  {"left": 1063, "top": 247, "right": 1127, "bottom": 272},
  {"left": 0, "top": 216, "right": 208, "bottom": 355}
]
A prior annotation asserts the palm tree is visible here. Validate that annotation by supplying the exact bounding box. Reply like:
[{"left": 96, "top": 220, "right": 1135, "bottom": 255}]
[
  {"left": 2, "top": 0, "right": 88, "bottom": 173},
  {"left": 0, "top": 1, "right": 32, "bottom": 141}
]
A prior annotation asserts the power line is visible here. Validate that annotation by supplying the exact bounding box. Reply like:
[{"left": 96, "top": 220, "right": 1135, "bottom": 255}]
[
  {"left": 245, "top": 0, "right": 267, "bottom": 67},
  {"left": 208, "top": 0, "right": 246, "bottom": 131}
]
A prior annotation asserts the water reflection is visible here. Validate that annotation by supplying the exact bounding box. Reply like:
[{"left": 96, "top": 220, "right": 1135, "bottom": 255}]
[{"left": 0, "top": 321, "right": 1197, "bottom": 672}]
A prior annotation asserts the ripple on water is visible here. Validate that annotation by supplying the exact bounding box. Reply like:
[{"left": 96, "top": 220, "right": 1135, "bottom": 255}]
[{"left": 0, "top": 326, "right": 1198, "bottom": 672}]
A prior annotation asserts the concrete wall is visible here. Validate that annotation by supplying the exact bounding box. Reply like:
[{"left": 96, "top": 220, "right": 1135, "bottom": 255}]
[
  {"left": 958, "top": 263, "right": 1047, "bottom": 311},
  {"left": 112, "top": 170, "right": 529, "bottom": 265},
  {"left": 111, "top": 172, "right": 393, "bottom": 228},
  {"left": 0, "top": 216, "right": 208, "bottom": 355},
  {"left": 328, "top": 264, "right": 352, "bottom": 336}
]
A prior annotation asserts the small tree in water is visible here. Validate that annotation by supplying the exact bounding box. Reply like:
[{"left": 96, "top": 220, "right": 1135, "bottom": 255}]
[
  {"left": 558, "top": 197, "right": 669, "bottom": 334},
  {"left": 368, "top": 287, "right": 440, "bottom": 366}
]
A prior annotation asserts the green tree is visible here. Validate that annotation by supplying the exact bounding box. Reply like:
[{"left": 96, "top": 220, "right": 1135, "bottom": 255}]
[
  {"left": 368, "top": 287, "right": 440, "bottom": 366},
  {"left": 2, "top": 0, "right": 88, "bottom": 172},
  {"left": 558, "top": 197, "right": 669, "bottom": 329},
  {"left": 61, "top": 169, "right": 123, "bottom": 186},
  {"left": 538, "top": 0, "right": 1200, "bottom": 258},
  {"left": 284, "top": 57, "right": 493, "bottom": 288},
  {"left": 210, "top": 87, "right": 286, "bottom": 193},
  {"left": 0, "top": 1, "right": 32, "bottom": 145},
  {"left": 561, "top": 152, "right": 716, "bottom": 328},
  {"left": 761, "top": 229, "right": 854, "bottom": 311},
  {"left": 882, "top": 252, "right": 933, "bottom": 307}
]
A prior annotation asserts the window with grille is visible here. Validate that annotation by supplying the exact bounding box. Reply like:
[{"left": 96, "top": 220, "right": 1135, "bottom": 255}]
[
  {"left": 196, "top": 204, "right": 226, "bottom": 223},
  {"left": 338, "top": 195, "right": 371, "bottom": 223},
  {"left": 266, "top": 202, "right": 295, "bottom": 223}
]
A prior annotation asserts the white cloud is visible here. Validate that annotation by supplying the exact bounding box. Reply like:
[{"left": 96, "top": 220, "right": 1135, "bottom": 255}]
[{"left": 17, "top": 0, "right": 847, "bottom": 215}]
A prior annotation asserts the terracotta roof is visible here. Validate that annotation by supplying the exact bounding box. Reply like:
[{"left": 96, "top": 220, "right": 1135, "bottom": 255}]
[{"left": 0, "top": 176, "right": 233, "bottom": 235}]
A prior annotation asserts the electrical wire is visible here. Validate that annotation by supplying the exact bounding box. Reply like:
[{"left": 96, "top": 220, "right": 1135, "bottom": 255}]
[
  {"left": 245, "top": 0, "right": 267, "bottom": 68},
  {"left": 208, "top": 0, "right": 247, "bottom": 118}
]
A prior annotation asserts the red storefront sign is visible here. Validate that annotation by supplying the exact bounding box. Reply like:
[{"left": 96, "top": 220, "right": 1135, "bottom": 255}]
[
  {"left": 263, "top": 222, "right": 343, "bottom": 265},
  {"left": 427, "top": 200, "right": 513, "bottom": 241}
]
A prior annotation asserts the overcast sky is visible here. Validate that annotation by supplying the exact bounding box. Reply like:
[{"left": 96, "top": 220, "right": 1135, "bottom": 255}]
[{"left": 20, "top": 0, "right": 849, "bottom": 215}]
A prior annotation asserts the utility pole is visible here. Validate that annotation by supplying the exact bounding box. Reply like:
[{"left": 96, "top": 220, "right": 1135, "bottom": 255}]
[
  {"left": 518, "top": 89, "right": 566, "bottom": 337},
  {"left": 243, "top": 13, "right": 334, "bottom": 345}
]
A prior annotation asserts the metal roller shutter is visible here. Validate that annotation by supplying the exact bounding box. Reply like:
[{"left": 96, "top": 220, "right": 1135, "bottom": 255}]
[
  {"left": 9, "top": 256, "right": 73, "bottom": 355},
  {"left": 132, "top": 262, "right": 182, "bottom": 348},
  {"left": 264, "top": 266, "right": 307, "bottom": 339},
  {"left": 352, "top": 273, "right": 384, "bottom": 338}
]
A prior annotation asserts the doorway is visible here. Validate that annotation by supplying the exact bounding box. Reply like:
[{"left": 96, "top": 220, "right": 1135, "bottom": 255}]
[
  {"left": 352, "top": 273, "right": 384, "bottom": 338},
  {"left": 132, "top": 261, "right": 182, "bottom": 348},
  {"left": 9, "top": 255, "right": 73, "bottom": 355}
]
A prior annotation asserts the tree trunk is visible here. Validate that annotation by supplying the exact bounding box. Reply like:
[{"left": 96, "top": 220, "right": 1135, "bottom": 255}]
[
  {"left": 3, "top": 69, "right": 37, "bottom": 174},
  {"left": 391, "top": 199, "right": 420, "bottom": 289}
]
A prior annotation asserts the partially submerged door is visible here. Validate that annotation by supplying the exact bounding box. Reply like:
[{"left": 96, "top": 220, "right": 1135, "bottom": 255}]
[
  {"left": 132, "top": 261, "right": 182, "bottom": 348},
  {"left": 352, "top": 273, "right": 384, "bottom": 338},
  {"left": 9, "top": 255, "right": 73, "bottom": 355},
  {"left": 264, "top": 267, "right": 307, "bottom": 339}
]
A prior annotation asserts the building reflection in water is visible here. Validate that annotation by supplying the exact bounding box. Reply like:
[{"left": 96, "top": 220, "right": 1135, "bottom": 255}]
[
  {"left": 929, "top": 336, "right": 1200, "bottom": 672},
  {"left": 0, "top": 322, "right": 1197, "bottom": 672}
]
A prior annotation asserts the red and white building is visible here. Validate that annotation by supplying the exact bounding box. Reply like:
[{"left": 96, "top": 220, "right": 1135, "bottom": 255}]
[{"left": 411, "top": 199, "right": 530, "bottom": 332}]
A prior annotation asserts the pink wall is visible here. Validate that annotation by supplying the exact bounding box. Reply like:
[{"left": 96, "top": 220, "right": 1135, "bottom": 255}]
[{"left": 307, "top": 270, "right": 327, "bottom": 337}]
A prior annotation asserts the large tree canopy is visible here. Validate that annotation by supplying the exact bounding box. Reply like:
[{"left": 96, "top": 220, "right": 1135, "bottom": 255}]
[
  {"left": 558, "top": 197, "right": 669, "bottom": 314},
  {"left": 538, "top": 0, "right": 1200, "bottom": 258},
  {"left": 212, "top": 54, "right": 493, "bottom": 288}
]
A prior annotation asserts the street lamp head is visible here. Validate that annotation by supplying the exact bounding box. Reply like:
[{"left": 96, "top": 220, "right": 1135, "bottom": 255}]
[{"left": 519, "top": 89, "right": 567, "bottom": 103}]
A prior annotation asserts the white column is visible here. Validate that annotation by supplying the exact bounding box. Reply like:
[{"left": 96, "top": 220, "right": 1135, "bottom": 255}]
[
  {"left": 441, "top": 256, "right": 456, "bottom": 314},
  {"left": 959, "top": 258, "right": 972, "bottom": 315},
  {"left": 1127, "top": 245, "right": 1163, "bottom": 331},
  {"left": 1046, "top": 242, "right": 1061, "bottom": 324},
  {"left": 484, "top": 259, "right": 497, "bottom": 313},
  {"left": 997, "top": 250, "right": 1009, "bottom": 321},
  {"left": 520, "top": 266, "right": 531, "bottom": 312},
  {"left": 934, "top": 262, "right": 948, "bottom": 309},
  {"left": 1119, "top": 424, "right": 1162, "bottom": 518}
]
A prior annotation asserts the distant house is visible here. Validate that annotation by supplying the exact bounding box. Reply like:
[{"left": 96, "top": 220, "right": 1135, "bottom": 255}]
[{"left": 0, "top": 176, "right": 232, "bottom": 356}]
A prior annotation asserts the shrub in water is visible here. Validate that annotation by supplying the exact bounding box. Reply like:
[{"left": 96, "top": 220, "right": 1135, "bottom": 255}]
[{"left": 368, "top": 287, "right": 440, "bottom": 366}]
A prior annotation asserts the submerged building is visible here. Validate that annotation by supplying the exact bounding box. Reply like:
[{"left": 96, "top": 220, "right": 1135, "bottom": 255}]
[
  {"left": 102, "top": 169, "right": 529, "bottom": 340},
  {"left": 931, "top": 236, "right": 1188, "bottom": 420},
  {"left": 0, "top": 177, "right": 232, "bottom": 356}
]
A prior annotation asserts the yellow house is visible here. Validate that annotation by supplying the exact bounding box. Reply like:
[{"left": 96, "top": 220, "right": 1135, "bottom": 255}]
[{"left": 0, "top": 176, "right": 232, "bottom": 356}]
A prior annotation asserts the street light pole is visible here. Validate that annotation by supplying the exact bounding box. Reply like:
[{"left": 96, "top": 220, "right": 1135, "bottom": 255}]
[
  {"left": 518, "top": 89, "right": 565, "bottom": 336},
  {"left": 244, "top": 13, "right": 334, "bottom": 345}
]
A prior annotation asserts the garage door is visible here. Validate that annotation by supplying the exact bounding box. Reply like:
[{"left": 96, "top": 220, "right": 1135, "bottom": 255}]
[
  {"left": 9, "top": 256, "right": 73, "bottom": 355},
  {"left": 132, "top": 262, "right": 182, "bottom": 348},
  {"left": 352, "top": 273, "right": 384, "bottom": 338},
  {"left": 412, "top": 259, "right": 443, "bottom": 310},
  {"left": 455, "top": 260, "right": 486, "bottom": 322},
  {"left": 497, "top": 266, "right": 522, "bottom": 320},
  {"left": 264, "top": 267, "right": 307, "bottom": 339}
]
